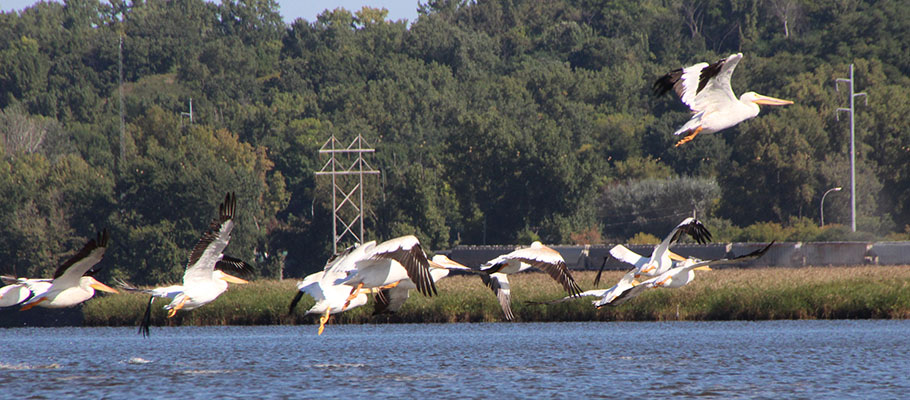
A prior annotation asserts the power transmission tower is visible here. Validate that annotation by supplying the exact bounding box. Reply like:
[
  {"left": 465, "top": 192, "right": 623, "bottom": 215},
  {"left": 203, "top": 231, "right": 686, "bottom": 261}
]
[
  {"left": 315, "top": 135, "right": 380, "bottom": 253},
  {"left": 836, "top": 64, "right": 867, "bottom": 232}
]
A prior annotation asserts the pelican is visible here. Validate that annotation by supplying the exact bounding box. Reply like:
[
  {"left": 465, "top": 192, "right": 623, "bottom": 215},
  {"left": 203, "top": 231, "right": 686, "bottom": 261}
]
[
  {"left": 120, "top": 193, "right": 251, "bottom": 337},
  {"left": 288, "top": 242, "right": 379, "bottom": 335},
  {"left": 479, "top": 241, "right": 583, "bottom": 321},
  {"left": 19, "top": 229, "right": 118, "bottom": 310},
  {"left": 654, "top": 53, "right": 794, "bottom": 146},
  {"left": 338, "top": 235, "right": 437, "bottom": 311},
  {"left": 597, "top": 241, "right": 775, "bottom": 307},
  {"left": 541, "top": 242, "right": 774, "bottom": 308},
  {"left": 0, "top": 277, "right": 51, "bottom": 308},
  {"left": 371, "top": 254, "right": 476, "bottom": 315},
  {"left": 595, "top": 217, "right": 712, "bottom": 286}
]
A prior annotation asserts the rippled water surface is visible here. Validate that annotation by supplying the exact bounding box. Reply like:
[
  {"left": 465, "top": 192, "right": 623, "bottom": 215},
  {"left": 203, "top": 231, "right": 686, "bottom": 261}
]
[{"left": 1, "top": 320, "right": 908, "bottom": 398}]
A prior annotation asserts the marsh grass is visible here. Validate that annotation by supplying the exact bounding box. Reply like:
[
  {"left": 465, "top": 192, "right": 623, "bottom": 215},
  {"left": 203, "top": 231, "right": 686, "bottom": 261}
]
[{"left": 82, "top": 266, "right": 910, "bottom": 328}]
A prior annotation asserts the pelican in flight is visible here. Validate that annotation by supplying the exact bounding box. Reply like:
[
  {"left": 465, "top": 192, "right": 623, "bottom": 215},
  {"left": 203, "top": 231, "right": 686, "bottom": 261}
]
[
  {"left": 18, "top": 229, "right": 118, "bottom": 310},
  {"left": 654, "top": 53, "right": 793, "bottom": 147},
  {"left": 594, "top": 217, "right": 712, "bottom": 287},
  {"left": 120, "top": 193, "right": 251, "bottom": 336},
  {"left": 288, "top": 242, "right": 378, "bottom": 335},
  {"left": 0, "top": 277, "right": 51, "bottom": 308},
  {"left": 480, "top": 241, "right": 583, "bottom": 321},
  {"left": 371, "top": 254, "right": 476, "bottom": 315},
  {"left": 338, "top": 235, "right": 437, "bottom": 311},
  {"left": 541, "top": 242, "right": 773, "bottom": 308}
]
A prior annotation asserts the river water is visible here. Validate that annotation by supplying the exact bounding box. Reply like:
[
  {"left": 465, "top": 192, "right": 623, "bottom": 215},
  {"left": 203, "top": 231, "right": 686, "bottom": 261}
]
[{"left": 0, "top": 320, "right": 907, "bottom": 398}]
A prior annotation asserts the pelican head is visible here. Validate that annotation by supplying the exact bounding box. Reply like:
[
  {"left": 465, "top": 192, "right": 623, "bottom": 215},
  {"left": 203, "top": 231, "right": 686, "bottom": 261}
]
[
  {"left": 741, "top": 92, "right": 794, "bottom": 107},
  {"left": 214, "top": 270, "right": 249, "bottom": 284},
  {"left": 82, "top": 276, "right": 119, "bottom": 293}
]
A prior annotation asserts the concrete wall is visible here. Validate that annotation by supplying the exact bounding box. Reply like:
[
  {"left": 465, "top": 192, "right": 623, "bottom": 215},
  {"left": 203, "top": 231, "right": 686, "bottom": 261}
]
[{"left": 445, "top": 241, "right": 910, "bottom": 270}]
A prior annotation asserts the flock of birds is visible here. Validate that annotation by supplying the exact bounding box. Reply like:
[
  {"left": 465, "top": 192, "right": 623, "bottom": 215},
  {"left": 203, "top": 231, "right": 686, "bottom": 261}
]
[{"left": 0, "top": 53, "right": 787, "bottom": 334}]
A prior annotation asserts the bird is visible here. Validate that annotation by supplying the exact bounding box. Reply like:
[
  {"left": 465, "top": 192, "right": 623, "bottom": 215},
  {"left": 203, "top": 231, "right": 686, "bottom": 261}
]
[
  {"left": 288, "top": 241, "right": 379, "bottom": 335},
  {"left": 596, "top": 241, "right": 775, "bottom": 307},
  {"left": 18, "top": 229, "right": 118, "bottom": 310},
  {"left": 654, "top": 53, "right": 794, "bottom": 147},
  {"left": 371, "top": 254, "right": 476, "bottom": 315},
  {"left": 594, "top": 217, "right": 712, "bottom": 287},
  {"left": 0, "top": 277, "right": 51, "bottom": 308},
  {"left": 119, "top": 192, "right": 251, "bottom": 337},
  {"left": 540, "top": 242, "right": 774, "bottom": 308},
  {"left": 479, "top": 241, "right": 583, "bottom": 321},
  {"left": 337, "top": 235, "right": 437, "bottom": 311}
]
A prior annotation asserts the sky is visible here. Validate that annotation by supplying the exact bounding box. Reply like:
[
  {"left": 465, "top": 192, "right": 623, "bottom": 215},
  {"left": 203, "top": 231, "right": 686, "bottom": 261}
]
[{"left": 0, "top": 0, "right": 422, "bottom": 24}]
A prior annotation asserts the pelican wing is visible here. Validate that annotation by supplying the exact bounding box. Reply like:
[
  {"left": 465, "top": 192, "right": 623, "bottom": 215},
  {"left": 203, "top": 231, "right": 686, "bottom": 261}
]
[
  {"left": 652, "top": 217, "right": 712, "bottom": 260},
  {"left": 528, "top": 289, "right": 610, "bottom": 305},
  {"left": 51, "top": 229, "right": 109, "bottom": 289},
  {"left": 593, "top": 270, "right": 641, "bottom": 307},
  {"left": 184, "top": 193, "right": 236, "bottom": 286},
  {"left": 369, "top": 235, "right": 436, "bottom": 297},
  {"left": 326, "top": 241, "right": 376, "bottom": 275},
  {"left": 685, "top": 241, "right": 775, "bottom": 270},
  {"left": 372, "top": 286, "right": 411, "bottom": 315},
  {"left": 654, "top": 53, "right": 742, "bottom": 113},
  {"left": 595, "top": 245, "right": 648, "bottom": 286},
  {"left": 215, "top": 255, "right": 253, "bottom": 278},
  {"left": 481, "top": 272, "right": 513, "bottom": 321},
  {"left": 498, "top": 244, "right": 583, "bottom": 297}
]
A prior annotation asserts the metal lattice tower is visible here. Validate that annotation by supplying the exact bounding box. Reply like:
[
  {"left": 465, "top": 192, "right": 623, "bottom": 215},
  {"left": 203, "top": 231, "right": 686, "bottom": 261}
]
[
  {"left": 315, "top": 135, "right": 380, "bottom": 253},
  {"left": 836, "top": 64, "right": 868, "bottom": 232}
]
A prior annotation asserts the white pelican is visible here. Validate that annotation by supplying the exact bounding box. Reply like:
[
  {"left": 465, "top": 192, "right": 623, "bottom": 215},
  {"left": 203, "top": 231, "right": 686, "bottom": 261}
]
[
  {"left": 596, "top": 241, "right": 775, "bottom": 307},
  {"left": 541, "top": 242, "right": 773, "bottom": 308},
  {"left": 0, "top": 277, "right": 51, "bottom": 308},
  {"left": 288, "top": 241, "right": 379, "bottom": 335},
  {"left": 371, "top": 254, "right": 475, "bottom": 315},
  {"left": 338, "top": 235, "right": 437, "bottom": 310},
  {"left": 654, "top": 53, "right": 794, "bottom": 146},
  {"left": 119, "top": 193, "right": 251, "bottom": 336},
  {"left": 595, "top": 217, "right": 712, "bottom": 286},
  {"left": 479, "top": 241, "right": 583, "bottom": 321},
  {"left": 19, "top": 230, "right": 118, "bottom": 310}
]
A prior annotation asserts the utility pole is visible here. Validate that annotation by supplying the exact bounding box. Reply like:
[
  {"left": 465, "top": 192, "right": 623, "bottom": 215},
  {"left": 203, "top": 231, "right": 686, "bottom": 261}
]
[
  {"left": 836, "top": 64, "right": 867, "bottom": 232},
  {"left": 118, "top": 34, "right": 125, "bottom": 176},
  {"left": 314, "top": 135, "right": 380, "bottom": 253}
]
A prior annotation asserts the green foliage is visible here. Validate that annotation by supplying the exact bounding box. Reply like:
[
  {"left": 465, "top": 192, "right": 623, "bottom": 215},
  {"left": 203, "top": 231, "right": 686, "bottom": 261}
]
[{"left": 1, "top": 0, "right": 909, "bottom": 285}]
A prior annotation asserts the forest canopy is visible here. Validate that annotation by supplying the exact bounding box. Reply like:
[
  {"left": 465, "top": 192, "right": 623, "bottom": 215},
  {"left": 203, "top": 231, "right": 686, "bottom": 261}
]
[{"left": 1, "top": 0, "right": 908, "bottom": 283}]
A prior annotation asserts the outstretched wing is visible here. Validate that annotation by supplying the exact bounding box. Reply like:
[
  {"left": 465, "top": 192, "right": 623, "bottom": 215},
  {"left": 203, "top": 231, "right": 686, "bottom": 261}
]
[
  {"left": 505, "top": 244, "right": 583, "bottom": 297},
  {"left": 369, "top": 235, "right": 436, "bottom": 297},
  {"left": 654, "top": 53, "right": 742, "bottom": 113},
  {"left": 52, "top": 229, "right": 109, "bottom": 289},
  {"left": 652, "top": 217, "right": 712, "bottom": 260},
  {"left": 481, "top": 273, "right": 513, "bottom": 321},
  {"left": 184, "top": 193, "right": 236, "bottom": 286}
]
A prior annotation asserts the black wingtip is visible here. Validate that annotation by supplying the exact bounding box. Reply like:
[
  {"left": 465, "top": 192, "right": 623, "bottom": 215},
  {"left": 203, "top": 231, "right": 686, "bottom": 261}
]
[
  {"left": 593, "top": 256, "right": 608, "bottom": 287},
  {"left": 139, "top": 296, "right": 154, "bottom": 338},
  {"left": 288, "top": 291, "right": 304, "bottom": 316},
  {"left": 653, "top": 68, "right": 682, "bottom": 97}
]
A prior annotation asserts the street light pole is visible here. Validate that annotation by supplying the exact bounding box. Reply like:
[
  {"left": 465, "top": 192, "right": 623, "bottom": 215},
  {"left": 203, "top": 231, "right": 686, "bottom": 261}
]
[
  {"left": 820, "top": 186, "right": 842, "bottom": 227},
  {"left": 836, "top": 64, "right": 867, "bottom": 232}
]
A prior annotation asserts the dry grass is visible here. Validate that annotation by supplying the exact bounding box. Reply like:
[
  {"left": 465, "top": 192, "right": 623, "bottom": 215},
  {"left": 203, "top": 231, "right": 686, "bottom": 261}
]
[{"left": 82, "top": 266, "right": 910, "bottom": 327}]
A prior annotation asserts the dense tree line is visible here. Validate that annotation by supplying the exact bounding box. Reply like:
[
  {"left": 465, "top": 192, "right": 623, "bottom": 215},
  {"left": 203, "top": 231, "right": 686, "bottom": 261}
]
[{"left": 0, "top": 0, "right": 908, "bottom": 283}]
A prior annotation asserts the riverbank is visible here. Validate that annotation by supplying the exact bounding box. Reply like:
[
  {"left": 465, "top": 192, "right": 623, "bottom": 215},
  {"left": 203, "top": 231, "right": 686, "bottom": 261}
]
[{"left": 80, "top": 266, "right": 910, "bottom": 327}]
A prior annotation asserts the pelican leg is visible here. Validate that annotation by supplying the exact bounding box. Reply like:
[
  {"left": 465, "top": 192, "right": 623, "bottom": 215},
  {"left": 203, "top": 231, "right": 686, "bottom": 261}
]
[
  {"left": 674, "top": 126, "right": 703, "bottom": 147},
  {"left": 342, "top": 283, "right": 363, "bottom": 311},
  {"left": 317, "top": 308, "right": 331, "bottom": 335},
  {"left": 655, "top": 277, "right": 672, "bottom": 287},
  {"left": 376, "top": 281, "right": 401, "bottom": 291},
  {"left": 167, "top": 296, "right": 188, "bottom": 318},
  {"left": 19, "top": 297, "right": 47, "bottom": 311}
]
